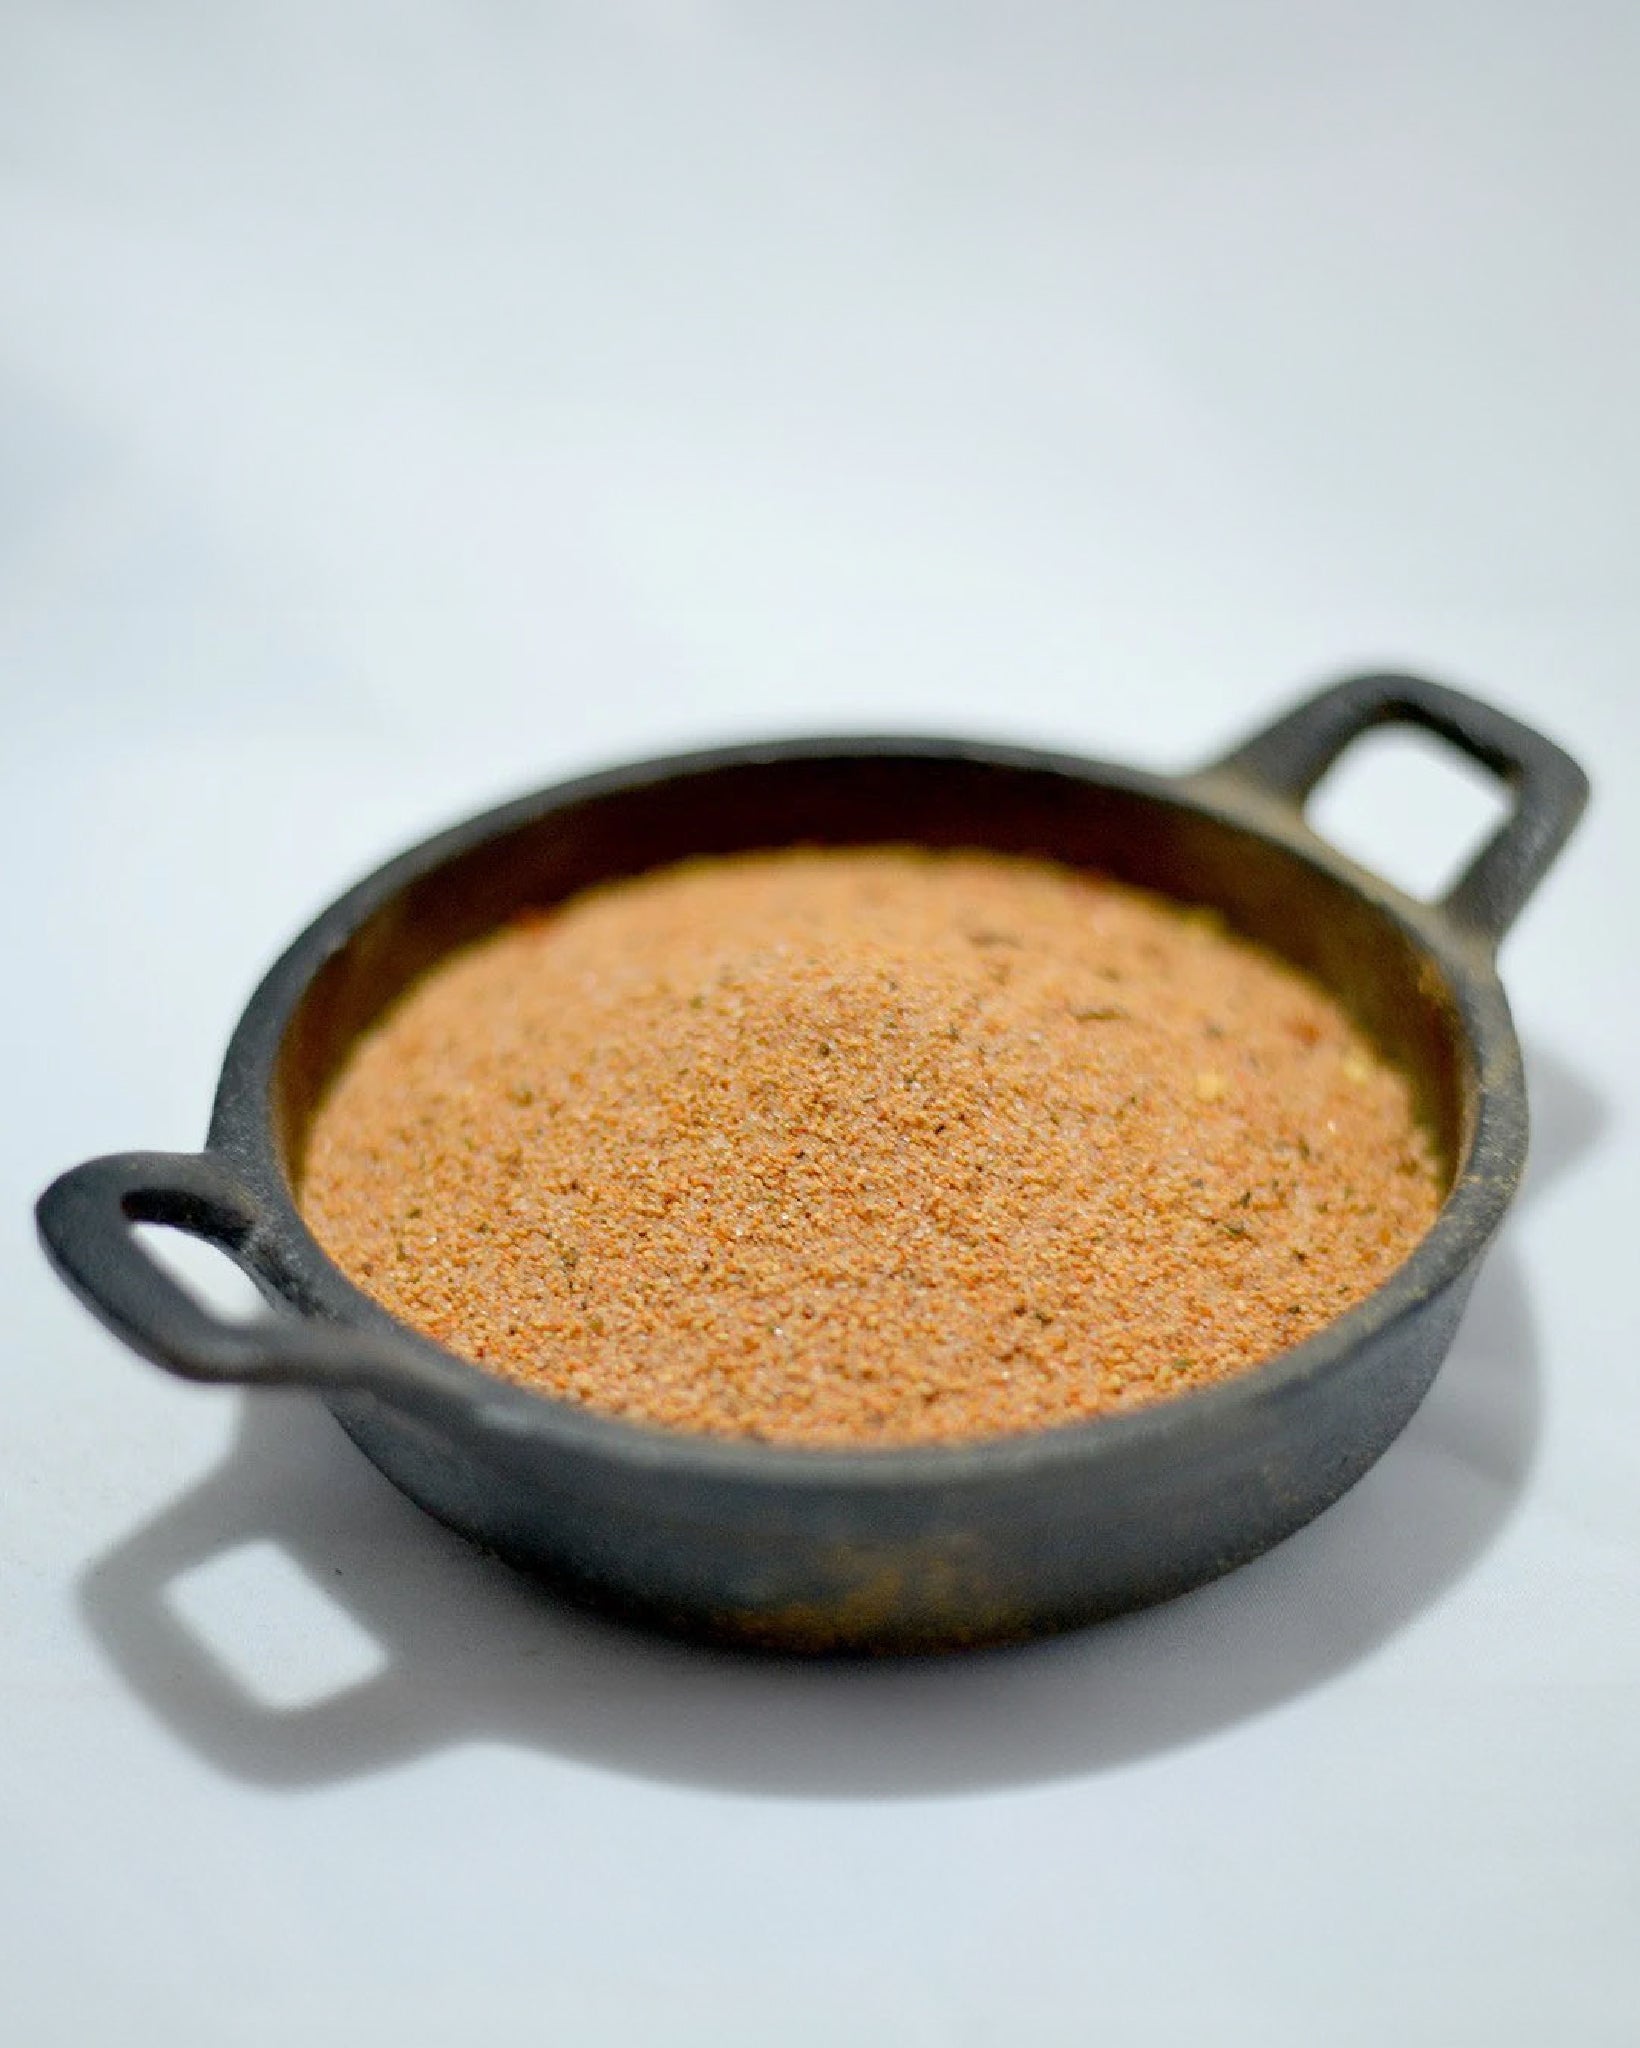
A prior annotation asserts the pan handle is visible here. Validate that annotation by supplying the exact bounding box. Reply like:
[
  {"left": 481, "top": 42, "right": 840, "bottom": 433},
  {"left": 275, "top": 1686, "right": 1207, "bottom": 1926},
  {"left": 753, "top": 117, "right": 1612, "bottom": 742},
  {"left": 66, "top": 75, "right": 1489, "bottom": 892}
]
[
  {"left": 36, "top": 1151, "right": 400, "bottom": 1394},
  {"left": 1205, "top": 672, "right": 1589, "bottom": 945}
]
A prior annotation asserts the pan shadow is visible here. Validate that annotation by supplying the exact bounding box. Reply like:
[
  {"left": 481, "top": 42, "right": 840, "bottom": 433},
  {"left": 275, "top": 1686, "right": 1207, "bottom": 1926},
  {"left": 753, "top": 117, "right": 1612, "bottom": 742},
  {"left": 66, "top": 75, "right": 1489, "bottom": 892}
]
[{"left": 75, "top": 1042, "right": 1605, "bottom": 1800}]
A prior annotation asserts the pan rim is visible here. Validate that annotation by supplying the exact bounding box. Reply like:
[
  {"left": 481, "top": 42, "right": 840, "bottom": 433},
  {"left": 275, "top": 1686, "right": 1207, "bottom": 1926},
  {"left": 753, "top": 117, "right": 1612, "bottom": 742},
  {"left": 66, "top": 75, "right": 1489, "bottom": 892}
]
[{"left": 206, "top": 730, "right": 1521, "bottom": 1491}]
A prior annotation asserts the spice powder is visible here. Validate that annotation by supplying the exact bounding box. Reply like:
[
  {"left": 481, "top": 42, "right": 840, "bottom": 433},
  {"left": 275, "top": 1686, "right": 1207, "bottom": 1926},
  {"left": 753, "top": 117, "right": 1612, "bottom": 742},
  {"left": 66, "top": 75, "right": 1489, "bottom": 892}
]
[{"left": 300, "top": 846, "right": 1442, "bottom": 1446}]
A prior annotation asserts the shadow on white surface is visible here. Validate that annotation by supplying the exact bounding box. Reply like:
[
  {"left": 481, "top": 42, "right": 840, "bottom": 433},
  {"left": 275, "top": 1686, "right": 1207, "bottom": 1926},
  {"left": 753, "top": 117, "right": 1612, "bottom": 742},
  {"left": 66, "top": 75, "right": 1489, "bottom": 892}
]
[{"left": 75, "top": 1045, "right": 1604, "bottom": 1799}]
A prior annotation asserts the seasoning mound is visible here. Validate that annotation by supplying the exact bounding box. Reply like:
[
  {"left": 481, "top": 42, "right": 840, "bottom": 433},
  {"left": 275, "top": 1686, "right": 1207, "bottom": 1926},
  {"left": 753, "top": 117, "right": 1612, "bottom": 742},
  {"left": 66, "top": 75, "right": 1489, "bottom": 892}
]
[{"left": 300, "top": 847, "right": 1441, "bottom": 1446}]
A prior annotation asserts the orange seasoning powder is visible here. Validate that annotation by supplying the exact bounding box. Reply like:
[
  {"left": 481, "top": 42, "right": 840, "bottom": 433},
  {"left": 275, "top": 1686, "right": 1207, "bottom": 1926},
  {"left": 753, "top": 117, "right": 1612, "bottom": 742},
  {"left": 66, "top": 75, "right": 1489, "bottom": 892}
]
[{"left": 300, "top": 847, "right": 1442, "bottom": 1446}]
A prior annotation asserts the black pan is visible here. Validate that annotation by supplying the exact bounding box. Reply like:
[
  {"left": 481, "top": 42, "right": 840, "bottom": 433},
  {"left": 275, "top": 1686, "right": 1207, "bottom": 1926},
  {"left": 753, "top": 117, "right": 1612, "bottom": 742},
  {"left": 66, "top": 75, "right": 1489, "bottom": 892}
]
[{"left": 37, "top": 673, "right": 1587, "bottom": 1651}]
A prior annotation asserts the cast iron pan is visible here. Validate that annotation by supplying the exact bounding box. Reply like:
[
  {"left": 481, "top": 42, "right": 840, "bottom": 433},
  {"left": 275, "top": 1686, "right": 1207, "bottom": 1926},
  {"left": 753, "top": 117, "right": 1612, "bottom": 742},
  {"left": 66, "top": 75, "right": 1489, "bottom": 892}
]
[{"left": 37, "top": 673, "right": 1587, "bottom": 1652}]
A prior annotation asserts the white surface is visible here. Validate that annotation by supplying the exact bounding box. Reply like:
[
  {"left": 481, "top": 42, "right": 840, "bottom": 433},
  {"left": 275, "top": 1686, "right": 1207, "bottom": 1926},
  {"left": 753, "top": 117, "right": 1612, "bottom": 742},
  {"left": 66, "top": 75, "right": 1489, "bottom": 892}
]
[{"left": 3, "top": 6, "right": 1637, "bottom": 2043}]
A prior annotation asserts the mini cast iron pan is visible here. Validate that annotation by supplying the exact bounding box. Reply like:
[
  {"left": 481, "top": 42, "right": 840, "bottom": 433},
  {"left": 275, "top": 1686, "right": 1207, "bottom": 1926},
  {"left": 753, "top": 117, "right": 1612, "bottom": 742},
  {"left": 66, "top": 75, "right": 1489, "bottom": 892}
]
[{"left": 38, "top": 674, "right": 1587, "bottom": 1652}]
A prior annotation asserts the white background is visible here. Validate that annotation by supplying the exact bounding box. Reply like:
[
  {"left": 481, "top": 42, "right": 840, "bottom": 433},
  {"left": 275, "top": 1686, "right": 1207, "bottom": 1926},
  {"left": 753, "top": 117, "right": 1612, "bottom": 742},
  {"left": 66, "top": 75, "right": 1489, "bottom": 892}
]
[{"left": 3, "top": 5, "right": 1636, "bottom": 2043}]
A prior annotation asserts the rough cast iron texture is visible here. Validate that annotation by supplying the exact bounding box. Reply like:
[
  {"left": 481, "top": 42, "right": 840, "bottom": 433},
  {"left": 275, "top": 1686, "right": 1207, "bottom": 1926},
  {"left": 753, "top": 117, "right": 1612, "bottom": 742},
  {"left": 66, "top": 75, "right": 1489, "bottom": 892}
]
[{"left": 37, "top": 674, "right": 1588, "bottom": 1651}]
